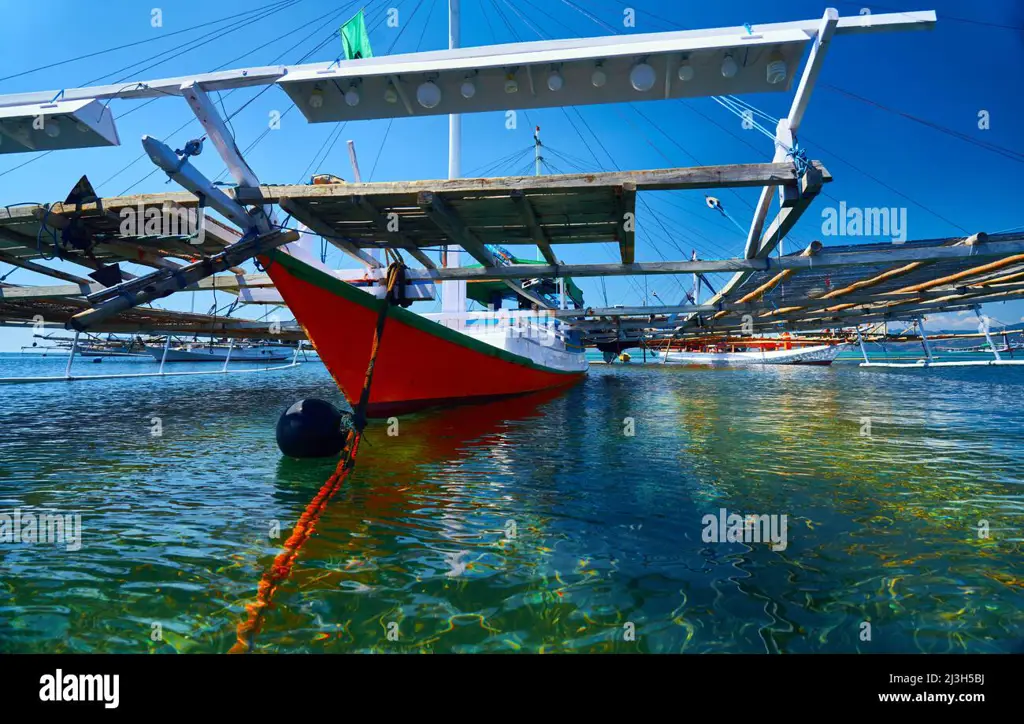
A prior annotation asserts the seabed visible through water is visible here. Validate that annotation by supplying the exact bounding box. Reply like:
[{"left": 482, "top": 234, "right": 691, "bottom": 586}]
[{"left": 1, "top": 351, "right": 1022, "bottom": 653}]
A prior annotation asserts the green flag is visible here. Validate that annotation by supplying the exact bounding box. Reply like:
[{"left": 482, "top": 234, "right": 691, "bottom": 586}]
[{"left": 341, "top": 10, "right": 373, "bottom": 60}]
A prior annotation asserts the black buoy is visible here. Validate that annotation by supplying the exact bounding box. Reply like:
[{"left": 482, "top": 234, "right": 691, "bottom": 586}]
[{"left": 275, "top": 398, "right": 351, "bottom": 458}]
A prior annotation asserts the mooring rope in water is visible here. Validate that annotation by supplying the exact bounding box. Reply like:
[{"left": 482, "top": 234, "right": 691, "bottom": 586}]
[{"left": 229, "top": 257, "right": 404, "bottom": 654}]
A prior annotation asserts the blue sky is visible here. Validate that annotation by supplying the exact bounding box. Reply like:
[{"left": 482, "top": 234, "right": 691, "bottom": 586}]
[{"left": 1, "top": 0, "right": 1022, "bottom": 350}]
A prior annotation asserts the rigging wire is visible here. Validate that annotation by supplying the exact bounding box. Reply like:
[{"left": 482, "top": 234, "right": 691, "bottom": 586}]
[
  {"left": 85, "top": 0, "right": 305, "bottom": 86},
  {"left": 119, "top": 0, "right": 372, "bottom": 194},
  {"left": 87, "top": 0, "right": 364, "bottom": 191},
  {"left": 482, "top": 0, "right": 659, "bottom": 308},
  {"left": 0, "top": 0, "right": 296, "bottom": 84},
  {"left": 822, "top": 84, "right": 1024, "bottom": 165},
  {"left": 289, "top": 0, "right": 407, "bottom": 186},
  {"left": 366, "top": 0, "right": 437, "bottom": 181},
  {"left": 831, "top": 0, "right": 1024, "bottom": 31}
]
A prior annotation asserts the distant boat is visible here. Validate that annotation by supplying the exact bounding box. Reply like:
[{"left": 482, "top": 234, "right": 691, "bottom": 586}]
[
  {"left": 662, "top": 342, "right": 843, "bottom": 366},
  {"left": 144, "top": 343, "right": 294, "bottom": 363}
]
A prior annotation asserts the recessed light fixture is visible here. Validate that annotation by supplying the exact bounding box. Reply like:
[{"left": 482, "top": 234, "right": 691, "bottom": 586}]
[
  {"left": 547, "top": 69, "right": 564, "bottom": 92},
  {"left": 721, "top": 55, "right": 738, "bottom": 78},
  {"left": 677, "top": 60, "right": 694, "bottom": 82},
  {"left": 344, "top": 86, "right": 360, "bottom": 107},
  {"left": 460, "top": 79, "right": 476, "bottom": 99},
  {"left": 591, "top": 62, "right": 607, "bottom": 88},
  {"left": 630, "top": 62, "right": 656, "bottom": 92},
  {"left": 417, "top": 80, "right": 442, "bottom": 108},
  {"left": 766, "top": 50, "right": 787, "bottom": 84},
  {"left": 308, "top": 88, "right": 324, "bottom": 108}
]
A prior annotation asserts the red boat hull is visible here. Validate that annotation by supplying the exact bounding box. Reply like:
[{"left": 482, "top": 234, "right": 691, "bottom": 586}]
[{"left": 263, "top": 252, "right": 585, "bottom": 417}]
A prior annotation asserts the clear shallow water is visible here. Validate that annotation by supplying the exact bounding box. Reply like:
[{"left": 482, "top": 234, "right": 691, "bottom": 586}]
[{"left": 1, "top": 351, "right": 1022, "bottom": 654}]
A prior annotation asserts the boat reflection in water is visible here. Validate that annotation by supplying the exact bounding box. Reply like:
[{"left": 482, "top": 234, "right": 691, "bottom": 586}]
[{"left": 265, "top": 386, "right": 579, "bottom": 652}]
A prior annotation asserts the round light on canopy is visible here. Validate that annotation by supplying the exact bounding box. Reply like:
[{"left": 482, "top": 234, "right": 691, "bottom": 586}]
[
  {"left": 677, "top": 61, "right": 694, "bottom": 82},
  {"left": 417, "top": 81, "right": 442, "bottom": 108},
  {"left": 721, "top": 55, "right": 738, "bottom": 78},
  {"left": 766, "top": 51, "right": 787, "bottom": 84},
  {"left": 504, "top": 73, "right": 518, "bottom": 94},
  {"left": 460, "top": 79, "right": 476, "bottom": 99},
  {"left": 629, "top": 62, "right": 656, "bottom": 92},
  {"left": 43, "top": 121, "right": 61, "bottom": 138},
  {"left": 308, "top": 88, "right": 324, "bottom": 108},
  {"left": 546, "top": 70, "right": 563, "bottom": 92},
  {"left": 384, "top": 84, "right": 398, "bottom": 104},
  {"left": 591, "top": 66, "right": 607, "bottom": 88},
  {"left": 344, "top": 88, "right": 360, "bottom": 107}
]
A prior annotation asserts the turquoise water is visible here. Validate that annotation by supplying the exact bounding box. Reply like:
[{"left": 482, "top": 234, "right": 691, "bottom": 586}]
[{"left": 1, "top": 351, "right": 1022, "bottom": 653}]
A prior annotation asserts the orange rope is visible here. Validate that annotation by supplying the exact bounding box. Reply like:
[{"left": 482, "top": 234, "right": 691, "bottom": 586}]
[{"left": 228, "top": 261, "right": 403, "bottom": 654}]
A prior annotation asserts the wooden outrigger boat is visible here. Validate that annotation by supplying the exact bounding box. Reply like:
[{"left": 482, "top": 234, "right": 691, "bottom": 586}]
[
  {"left": 264, "top": 250, "right": 587, "bottom": 417},
  {"left": 662, "top": 342, "right": 842, "bottom": 366},
  {"left": 0, "top": 5, "right": 960, "bottom": 399},
  {"left": 656, "top": 335, "right": 843, "bottom": 366},
  {"left": 143, "top": 341, "right": 294, "bottom": 363}
]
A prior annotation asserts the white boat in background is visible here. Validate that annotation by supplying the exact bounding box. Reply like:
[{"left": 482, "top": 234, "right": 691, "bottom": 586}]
[
  {"left": 144, "top": 343, "right": 294, "bottom": 363},
  {"left": 663, "top": 343, "right": 843, "bottom": 366}
]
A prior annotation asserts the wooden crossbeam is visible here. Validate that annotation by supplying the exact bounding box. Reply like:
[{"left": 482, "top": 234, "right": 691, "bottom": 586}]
[
  {"left": 417, "top": 191, "right": 495, "bottom": 267},
  {"left": 278, "top": 197, "right": 382, "bottom": 268},
  {"left": 418, "top": 192, "right": 553, "bottom": 308},
  {"left": 509, "top": 190, "right": 557, "bottom": 264},
  {"left": 349, "top": 195, "right": 436, "bottom": 269},
  {"left": 235, "top": 162, "right": 829, "bottom": 204},
  {"left": 0, "top": 227, "right": 138, "bottom": 282},
  {"left": 0, "top": 245, "right": 92, "bottom": 285},
  {"left": 31, "top": 208, "right": 185, "bottom": 272},
  {"left": 0, "top": 282, "right": 104, "bottom": 299}
]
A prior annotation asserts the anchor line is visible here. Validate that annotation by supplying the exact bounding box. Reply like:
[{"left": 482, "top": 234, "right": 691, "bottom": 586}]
[{"left": 229, "top": 258, "right": 405, "bottom": 654}]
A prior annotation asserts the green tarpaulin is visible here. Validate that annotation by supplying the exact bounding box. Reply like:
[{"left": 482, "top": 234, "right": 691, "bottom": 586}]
[
  {"left": 341, "top": 10, "right": 373, "bottom": 60},
  {"left": 465, "top": 258, "right": 585, "bottom": 308}
]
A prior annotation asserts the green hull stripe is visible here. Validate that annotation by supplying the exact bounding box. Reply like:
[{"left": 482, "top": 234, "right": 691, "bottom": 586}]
[{"left": 268, "top": 252, "right": 584, "bottom": 376}]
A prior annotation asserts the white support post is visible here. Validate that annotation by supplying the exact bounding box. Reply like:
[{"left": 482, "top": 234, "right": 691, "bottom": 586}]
[
  {"left": 158, "top": 335, "right": 171, "bottom": 374},
  {"left": 291, "top": 341, "right": 302, "bottom": 365},
  {"left": 180, "top": 81, "right": 273, "bottom": 234},
  {"left": 64, "top": 330, "right": 80, "bottom": 378},
  {"left": 743, "top": 8, "right": 839, "bottom": 259},
  {"left": 692, "top": 249, "right": 700, "bottom": 306},
  {"left": 916, "top": 316, "right": 934, "bottom": 361},
  {"left": 975, "top": 306, "right": 1002, "bottom": 361},
  {"left": 535, "top": 125, "right": 542, "bottom": 261},
  {"left": 442, "top": 0, "right": 467, "bottom": 329},
  {"left": 221, "top": 339, "right": 235, "bottom": 372},
  {"left": 855, "top": 326, "right": 870, "bottom": 364}
]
